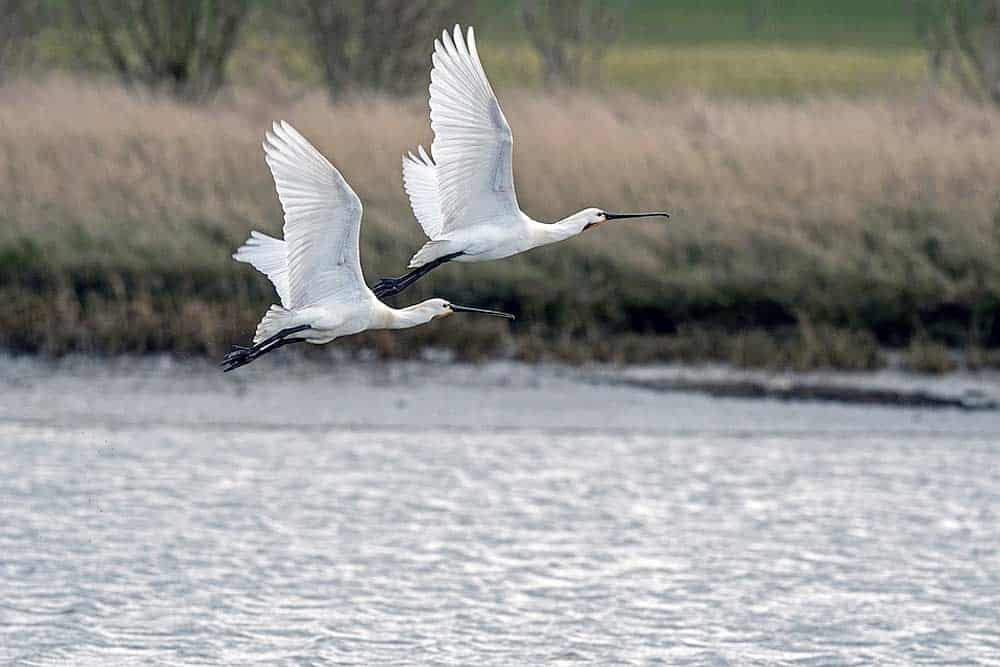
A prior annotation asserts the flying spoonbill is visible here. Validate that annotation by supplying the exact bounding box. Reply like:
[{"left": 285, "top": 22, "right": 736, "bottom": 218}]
[
  {"left": 222, "top": 121, "right": 513, "bottom": 372},
  {"left": 372, "top": 25, "right": 670, "bottom": 299}
]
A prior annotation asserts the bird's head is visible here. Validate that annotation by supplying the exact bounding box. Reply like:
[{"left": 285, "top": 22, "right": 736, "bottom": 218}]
[
  {"left": 576, "top": 207, "right": 671, "bottom": 233},
  {"left": 417, "top": 298, "right": 515, "bottom": 322}
]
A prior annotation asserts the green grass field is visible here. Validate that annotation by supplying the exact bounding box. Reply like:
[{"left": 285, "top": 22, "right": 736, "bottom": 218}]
[
  {"left": 477, "top": 1, "right": 924, "bottom": 97},
  {"left": 475, "top": 0, "right": 918, "bottom": 48},
  {"left": 476, "top": 43, "right": 926, "bottom": 98}
]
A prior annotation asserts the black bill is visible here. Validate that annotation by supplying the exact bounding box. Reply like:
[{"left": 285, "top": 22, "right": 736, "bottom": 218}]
[
  {"left": 605, "top": 211, "right": 671, "bottom": 220},
  {"left": 450, "top": 304, "right": 515, "bottom": 320}
]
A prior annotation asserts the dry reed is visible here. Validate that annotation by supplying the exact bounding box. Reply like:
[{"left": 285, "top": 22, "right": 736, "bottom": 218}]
[{"left": 2, "top": 76, "right": 999, "bottom": 367}]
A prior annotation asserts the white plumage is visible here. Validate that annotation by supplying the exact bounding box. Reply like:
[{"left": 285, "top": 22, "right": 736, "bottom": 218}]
[
  {"left": 223, "top": 121, "right": 513, "bottom": 372},
  {"left": 428, "top": 25, "right": 519, "bottom": 233},
  {"left": 265, "top": 122, "right": 366, "bottom": 312},
  {"left": 232, "top": 230, "right": 290, "bottom": 307},
  {"left": 373, "top": 25, "right": 669, "bottom": 298},
  {"left": 402, "top": 145, "right": 444, "bottom": 239}
]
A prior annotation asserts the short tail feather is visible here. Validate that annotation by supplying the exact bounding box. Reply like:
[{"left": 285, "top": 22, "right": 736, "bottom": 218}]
[
  {"left": 408, "top": 240, "right": 455, "bottom": 268},
  {"left": 233, "top": 231, "right": 291, "bottom": 307},
  {"left": 254, "top": 305, "right": 298, "bottom": 345}
]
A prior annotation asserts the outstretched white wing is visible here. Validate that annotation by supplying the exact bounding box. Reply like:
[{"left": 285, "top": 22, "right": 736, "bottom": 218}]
[
  {"left": 429, "top": 25, "right": 519, "bottom": 235},
  {"left": 263, "top": 121, "right": 365, "bottom": 309},
  {"left": 402, "top": 145, "right": 444, "bottom": 239}
]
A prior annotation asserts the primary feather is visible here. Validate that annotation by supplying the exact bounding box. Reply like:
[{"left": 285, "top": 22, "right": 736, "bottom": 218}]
[
  {"left": 263, "top": 120, "right": 365, "bottom": 309},
  {"left": 402, "top": 145, "right": 444, "bottom": 239},
  {"left": 428, "top": 25, "right": 519, "bottom": 234}
]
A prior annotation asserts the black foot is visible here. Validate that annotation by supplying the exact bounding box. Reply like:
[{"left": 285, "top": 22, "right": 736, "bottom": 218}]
[
  {"left": 220, "top": 325, "right": 312, "bottom": 373},
  {"left": 372, "top": 254, "right": 462, "bottom": 299},
  {"left": 372, "top": 277, "right": 404, "bottom": 299},
  {"left": 221, "top": 345, "right": 257, "bottom": 372},
  {"left": 223, "top": 344, "right": 252, "bottom": 361}
]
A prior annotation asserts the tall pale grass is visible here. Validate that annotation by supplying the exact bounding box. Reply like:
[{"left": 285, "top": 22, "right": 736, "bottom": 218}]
[{"left": 2, "top": 76, "right": 999, "bottom": 362}]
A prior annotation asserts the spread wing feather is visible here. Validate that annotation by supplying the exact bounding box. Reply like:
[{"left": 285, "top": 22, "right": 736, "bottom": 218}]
[
  {"left": 263, "top": 121, "right": 365, "bottom": 309},
  {"left": 402, "top": 144, "right": 444, "bottom": 239},
  {"left": 428, "top": 25, "right": 519, "bottom": 234}
]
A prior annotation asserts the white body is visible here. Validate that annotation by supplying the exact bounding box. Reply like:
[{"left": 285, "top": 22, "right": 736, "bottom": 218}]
[
  {"left": 414, "top": 212, "right": 582, "bottom": 264},
  {"left": 400, "top": 26, "right": 611, "bottom": 270},
  {"left": 234, "top": 122, "right": 468, "bottom": 348}
]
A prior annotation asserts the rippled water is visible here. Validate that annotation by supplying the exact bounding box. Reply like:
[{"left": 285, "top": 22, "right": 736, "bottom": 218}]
[{"left": 2, "top": 360, "right": 999, "bottom": 664}]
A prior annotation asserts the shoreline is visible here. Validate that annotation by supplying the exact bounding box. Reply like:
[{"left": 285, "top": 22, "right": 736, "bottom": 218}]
[
  {"left": 586, "top": 362, "right": 999, "bottom": 411},
  {"left": 6, "top": 351, "right": 999, "bottom": 405},
  {"left": 4, "top": 355, "right": 998, "bottom": 437}
]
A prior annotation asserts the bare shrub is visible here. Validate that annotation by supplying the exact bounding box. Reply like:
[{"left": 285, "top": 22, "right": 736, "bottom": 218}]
[
  {"left": 297, "top": 0, "right": 461, "bottom": 100},
  {"left": 0, "top": 0, "right": 42, "bottom": 81},
  {"left": 905, "top": 335, "right": 958, "bottom": 374},
  {"left": 519, "top": 0, "right": 625, "bottom": 85},
  {"left": 915, "top": 0, "right": 1000, "bottom": 105},
  {"left": 966, "top": 345, "right": 1000, "bottom": 369},
  {"left": 745, "top": 0, "right": 770, "bottom": 33},
  {"left": 72, "top": 0, "right": 251, "bottom": 101}
]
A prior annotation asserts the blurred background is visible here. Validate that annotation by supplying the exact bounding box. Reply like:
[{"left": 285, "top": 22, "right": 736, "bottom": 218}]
[
  {"left": 2, "top": 0, "right": 999, "bottom": 373},
  {"left": 4, "top": 6, "right": 1000, "bottom": 663}
]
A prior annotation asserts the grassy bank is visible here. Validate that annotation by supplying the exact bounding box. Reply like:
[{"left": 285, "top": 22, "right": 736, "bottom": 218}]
[
  {"left": 475, "top": 0, "right": 918, "bottom": 48},
  {"left": 2, "top": 78, "right": 999, "bottom": 370},
  {"left": 473, "top": 44, "right": 925, "bottom": 98}
]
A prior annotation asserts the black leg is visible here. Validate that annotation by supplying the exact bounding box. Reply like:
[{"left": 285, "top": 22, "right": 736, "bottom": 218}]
[
  {"left": 251, "top": 323, "right": 311, "bottom": 353},
  {"left": 222, "top": 337, "right": 306, "bottom": 373},
  {"left": 223, "top": 334, "right": 293, "bottom": 366},
  {"left": 372, "top": 253, "right": 463, "bottom": 299},
  {"left": 221, "top": 324, "right": 311, "bottom": 372},
  {"left": 371, "top": 265, "right": 431, "bottom": 298}
]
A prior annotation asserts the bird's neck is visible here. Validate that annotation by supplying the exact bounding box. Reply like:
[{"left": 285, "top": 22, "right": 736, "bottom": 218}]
[
  {"left": 379, "top": 302, "right": 434, "bottom": 330},
  {"left": 528, "top": 214, "right": 586, "bottom": 248}
]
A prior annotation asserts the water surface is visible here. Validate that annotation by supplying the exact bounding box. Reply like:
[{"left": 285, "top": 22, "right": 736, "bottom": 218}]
[{"left": 2, "top": 359, "right": 999, "bottom": 664}]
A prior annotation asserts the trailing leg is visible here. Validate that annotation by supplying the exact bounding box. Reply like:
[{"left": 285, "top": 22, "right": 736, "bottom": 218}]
[
  {"left": 372, "top": 253, "right": 463, "bottom": 299},
  {"left": 221, "top": 324, "right": 311, "bottom": 372}
]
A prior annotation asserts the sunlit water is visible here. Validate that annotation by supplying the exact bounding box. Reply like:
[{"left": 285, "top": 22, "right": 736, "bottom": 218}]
[{"left": 2, "top": 359, "right": 999, "bottom": 664}]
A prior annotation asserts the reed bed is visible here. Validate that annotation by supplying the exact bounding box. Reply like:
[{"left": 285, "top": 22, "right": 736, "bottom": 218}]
[{"left": 2, "top": 77, "right": 999, "bottom": 368}]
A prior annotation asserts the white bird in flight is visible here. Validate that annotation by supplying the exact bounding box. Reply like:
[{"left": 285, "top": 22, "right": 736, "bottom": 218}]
[
  {"left": 222, "top": 121, "right": 513, "bottom": 372},
  {"left": 372, "top": 25, "right": 670, "bottom": 299}
]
